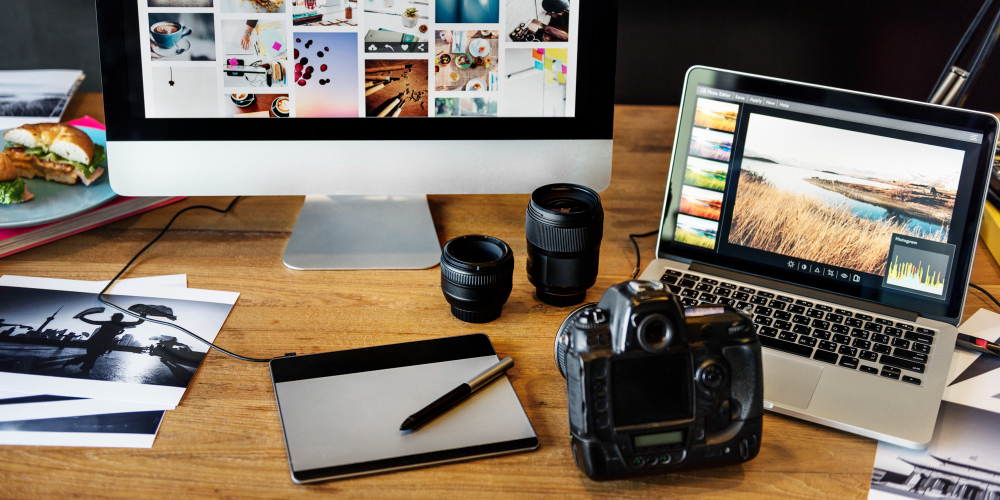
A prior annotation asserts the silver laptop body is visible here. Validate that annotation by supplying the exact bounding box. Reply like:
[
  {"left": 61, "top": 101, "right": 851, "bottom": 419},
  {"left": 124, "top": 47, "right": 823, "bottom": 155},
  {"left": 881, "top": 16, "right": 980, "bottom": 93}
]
[{"left": 643, "top": 67, "right": 999, "bottom": 449}]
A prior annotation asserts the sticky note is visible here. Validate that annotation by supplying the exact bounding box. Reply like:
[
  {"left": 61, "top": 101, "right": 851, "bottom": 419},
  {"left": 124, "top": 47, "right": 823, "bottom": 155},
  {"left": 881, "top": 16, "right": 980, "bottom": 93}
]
[
  {"left": 561, "top": 64, "right": 567, "bottom": 73},
  {"left": 544, "top": 58, "right": 553, "bottom": 70},
  {"left": 273, "top": 41, "right": 283, "bottom": 51},
  {"left": 534, "top": 60, "right": 543, "bottom": 70},
  {"left": 532, "top": 49, "right": 542, "bottom": 60},
  {"left": 228, "top": 58, "right": 238, "bottom": 65},
  {"left": 546, "top": 48, "right": 567, "bottom": 61},
  {"left": 557, "top": 71, "right": 565, "bottom": 84},
  {"left": 538, "top": 48, "right": 545, "bottom": 55},
  {"left": 545, "top": 70, "right": 553, "bottom": 84}
]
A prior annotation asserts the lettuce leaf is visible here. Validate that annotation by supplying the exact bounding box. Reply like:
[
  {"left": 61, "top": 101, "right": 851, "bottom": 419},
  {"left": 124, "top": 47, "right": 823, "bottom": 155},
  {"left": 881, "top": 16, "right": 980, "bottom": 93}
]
[{"left": 0, "top": 178, "right": 25, "bottom": 204}]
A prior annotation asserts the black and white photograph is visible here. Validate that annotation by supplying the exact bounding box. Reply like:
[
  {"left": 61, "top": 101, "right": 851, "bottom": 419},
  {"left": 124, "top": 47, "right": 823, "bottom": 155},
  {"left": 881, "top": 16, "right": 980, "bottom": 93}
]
[
  {"left": 869, "top": 402, "right": 1000, "bottom": 500},
  {"left": 0, "top": 277, "right": 238, "bottom": 407},
  {"left": 0, "top": 389, "right": 169, "bottom": 423},
  {"left": 0, "top": 407, "right": 165, "bottom": 448},
  {"left": 0, "top": 70, "right": 85, "bottom": 129}
]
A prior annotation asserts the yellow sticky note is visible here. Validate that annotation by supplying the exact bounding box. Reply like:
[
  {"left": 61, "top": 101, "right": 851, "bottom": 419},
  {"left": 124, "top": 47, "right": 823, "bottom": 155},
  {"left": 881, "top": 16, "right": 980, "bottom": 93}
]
[
  {"left": 544, "top": 58, "right": 553, "bottom": 70},
  {"left": 557, "top": 71, "right": 565, "bottom": 84},
  {"left": 545, "top": 70, "right": 553, "bottom": 84},
  {"left": 546, "top": 48, "right": 568, "bottom": 61}
]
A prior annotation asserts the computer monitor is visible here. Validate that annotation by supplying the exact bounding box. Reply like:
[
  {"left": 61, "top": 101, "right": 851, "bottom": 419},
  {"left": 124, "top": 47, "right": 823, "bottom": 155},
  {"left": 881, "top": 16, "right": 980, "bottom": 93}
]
[{"left": 94, "top": 0, "right": 617, "bottom": 270}]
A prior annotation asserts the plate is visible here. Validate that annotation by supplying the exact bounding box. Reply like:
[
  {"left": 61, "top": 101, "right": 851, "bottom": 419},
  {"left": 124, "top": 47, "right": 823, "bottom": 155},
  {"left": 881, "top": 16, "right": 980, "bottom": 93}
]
[
  {"left": 455, "top": 54, "right": 472, "bottom": 69},
  {"left": 0, "top": 127, "right": 116, "bottom": 228},
  {"left": 468, "top": 38, "right": 490, "bottom": 58},
  {"left": 466, "top": 78, "right": 487, "bottom": 91},
  {"left": 151, "top": 38, "right": 192, "bottom": 58}
]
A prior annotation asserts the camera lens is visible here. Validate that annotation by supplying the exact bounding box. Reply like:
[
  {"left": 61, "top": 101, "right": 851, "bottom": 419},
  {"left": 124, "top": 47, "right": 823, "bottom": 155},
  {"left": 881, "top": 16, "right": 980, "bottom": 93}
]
[
  {"left": 637, "top": 314, "right": 673, "bottom": 353},
  {"left": 440, "top": 235, "right": 514, "bottom": 323},
  {"left": 526, "top": 184, "right": 604, "bottom": 306}
]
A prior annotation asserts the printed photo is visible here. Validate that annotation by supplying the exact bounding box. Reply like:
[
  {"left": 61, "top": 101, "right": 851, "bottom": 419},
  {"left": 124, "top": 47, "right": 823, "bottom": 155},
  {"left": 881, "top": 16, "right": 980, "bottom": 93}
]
[
  {"left": 506, "top": 0, "right": 569, "bottom": 42},
  {"left": 0, "top": 410, "right": 165, "bottom": 448},
  {"left": 221, "top": 0, "right": 285, "bottom": 13},
  {"left": 436, "top": 0, "right": 499, "bottom": 23},
  {"left": 728, "top": 113, "right": 964, "bottom": 275},
  {"left": 148, "top": 13, "right": 216, "bottom": 62},
  {"left": 150, "top": 66, "right": 219, "bottom": 118},
  {"left": 294, "top": 33, "right": 359, "bottom": 117},
  {"left": 502, "top": 48, "right": 568, "bottom": 117},
  {"left": 435, "top": 97, "right": 497, "bottom": 117},
  {"left": 688, "top": 127, "right": 733, "bottom": 162},
  {"left": 679, "top": 185, "right": 723, "bottom": 221},
  {"left": 225, "top": 93, "right": 290, "bottom": 117},
  {"left": 694, "top": 98, "right": 739, "bottom": 133},
  {"left": 148, "top": 0, "right": 212, "bottom": 6},
  {"left": 292, "top": 0, "right": 357, "bottom": 27},
  {"left": 221, "top": 20, "right": 288, "bottom": 88},
  {"left": 365, "top": 60, "right": 428, "bottom": 117},
  {"left": 683, "top": 156, "right": 728, "bottom": 191},
  {"left": 435, "top": 30, "right": 499, "bottom": 91},
  {"left": 675, "top": 214, "right": 718, "bottom": 250},
  {"left": 365, "top": 0, "right": 425, "bottom": 39}
]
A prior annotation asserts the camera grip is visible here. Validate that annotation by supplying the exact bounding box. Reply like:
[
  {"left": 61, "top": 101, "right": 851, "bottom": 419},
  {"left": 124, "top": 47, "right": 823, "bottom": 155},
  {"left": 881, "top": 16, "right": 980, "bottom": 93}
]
[{"left": 723, "top": 344, "right": 764, "bottom": 420}]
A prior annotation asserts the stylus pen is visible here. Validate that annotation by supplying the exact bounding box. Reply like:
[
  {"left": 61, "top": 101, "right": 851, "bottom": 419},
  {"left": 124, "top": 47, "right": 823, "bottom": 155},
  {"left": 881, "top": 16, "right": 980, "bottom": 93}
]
[
  {"left": 956, "top": 333, "right": 1000, "bottom": 358},
  {"left": 400, "top": 357, "right": 514, "bottom": 431}
]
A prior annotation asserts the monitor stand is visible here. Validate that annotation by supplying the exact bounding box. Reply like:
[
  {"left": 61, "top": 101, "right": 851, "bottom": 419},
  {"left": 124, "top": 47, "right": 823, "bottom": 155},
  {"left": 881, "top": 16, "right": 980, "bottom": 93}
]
[{"left": 282, "top": 195, "right": 441, "bottom": 270}]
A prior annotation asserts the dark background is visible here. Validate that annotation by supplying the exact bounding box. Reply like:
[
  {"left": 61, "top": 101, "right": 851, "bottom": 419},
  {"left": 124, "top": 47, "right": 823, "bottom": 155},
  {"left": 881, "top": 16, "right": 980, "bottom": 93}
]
[{"left": 4, "top": 0, "right": 1000, "bottom": 111}]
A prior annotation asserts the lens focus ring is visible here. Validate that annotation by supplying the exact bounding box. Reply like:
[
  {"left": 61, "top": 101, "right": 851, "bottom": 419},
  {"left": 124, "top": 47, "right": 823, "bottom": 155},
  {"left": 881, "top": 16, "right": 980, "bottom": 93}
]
[
  {"left": 440, "top": 266, "right": 507, "bottom": 287},
  {"left": 525, "top": 215, "right": 604, "bottom": 253}
]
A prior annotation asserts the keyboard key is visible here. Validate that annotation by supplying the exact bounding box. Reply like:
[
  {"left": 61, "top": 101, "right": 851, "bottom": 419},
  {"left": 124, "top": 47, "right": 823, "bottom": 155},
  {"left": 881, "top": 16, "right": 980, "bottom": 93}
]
[
  {"left": 812, "top": 330, "right": 831, "bottom": 340},
  {"left": 668, "top": 285, "right": 682, "bottom": 294},
  {"left": 701, "top": 278, "right": 718, "bottom": 286},
  {"left": 859, "top": 365, "right": 879, "bottom": 374},
  {"left": 774, "top": 310, "right": 792, "bottom": 320},
  {"left": 700, "top": 293, "right": 717, "bottom": 303},
  {"left": 855, "top": 314, "right": 873, "bottom": 321},
  {"left": 776, "top": 295, "right": 794, "bottom": 303},
  {"left": 718, "top": 298, "right": 736, "bottom": 306},
  {"left": 850, "top": 329, "right": 870, "bottom": 339},
  {"left": 759, "top": 335, "right": 814, "bottom": 357},
  {"left": 838, "top": 345, "right": 858, "bottom": 357},
  {"left": 681, "top": 298, "right": 699, "bottom": 306},
  {"left": 811, "top": 319, "right": 831, "bottom": 330},
  {"left": 683, "top": 274, "right": 701, "bottom": 281},
  {"left": 916, "top": 327, "right": 936, "bottom": 335},
  {"left": 891, "top": 338, "right": 911, "bottom": 349},
  {"left": 845, "top": 318, "right": 863, "bottom": 328},
  {"left": 695, "top": 283, "right": 714, "bottom": 292},
  {"left": 818, "top": 341, "right": 838, "bottom": 352},
  {"left": 839, "top": 356, "right": 859, "bottom": 369},
  {"left": 881, "top": 365, "right": 900, "bottom": 374},
  {"left": 831, "top": 324, "right": 850, "bottom": 334},
  {"left": 792, "top": 315, "right": 810, "bottom": 325},
  {"left": 832, "top": 334, "right": 851, "bottom": 344},
  {"left": 859, "top": 350, "right": 878, "bottom": 362},
  {"left": 879, "top": 355, "right": 925, "bottom": 374},
  {"left": 750, "top": 296, "right": 769, "bottom": 306},
  {"left": 758, "top": 326, "right": 778, "bottom": 337},
  {"left": 884, "top": 327, "right": 903, "bottom": 337},
  {"left": 813, "top": 350, "right": 839, "bottom": 364},
  {"left": 872, "top": 333, "right": 890, "bottom": 344},
  {"left": 825, "top": 313, "right": 844, "bottom": 323},
  {"left": 714, "top": 287, "right": 732, "bottom": 297},
  {"left": 798, "top": 336, "right": 817, "bottom": 347},
  {"left": 778, "top": 331, "right": 797, "bottom": 342},
  {"left": 873, "top": 343, "right": 892, "bottom": 354},
  {"left": 774, "top": 320, "right": 793, "bottom": 330},
  {"left": 912, "top": 343, "right": 931, "bottom": 354},
  {"left": 905, "top": 331, "right": 934, "bottom": 345},
  {"left": 733, "top": 292, "right": 750, "bottom": 301},
  {"left": 834, "top": 309, "right": 853, "bottom": 317},
  {"left": 875, "top": 318, "right": 893, "bottom": 326},
  {"left": 754, "top": 316, "right": 773, "bottom": 326},
  {"left": 902, "top": 375, "right": 921, "bottom": 386},
  {"left": 792, "top": 324, "right": 811, "bottom": 335},
  {"left": 787, "top": 305, "right": 806, "bottom": 314},
  {"left": 681, "top": 289, "right": 699, "bottom": 298},
  {"left": 806, "top": 309, "right": 826, "bottom": 319},
  {"left": 679, "top": 279, "right": 696, "bottom": 288},
  {"left": 895, "top": 323, "right": 914, "bottom": 331},
  {"left": 757, "top": 291, "right": 775, "bottom": 299},
  {"left": 768, "top": 300, "right": 787, "bottom": 310},
  {"left": 852, "top": 339, "right": 871, "bottom": 350},
  {"left": 795, "top": 299, "right": 813, "bottom": 307},
  {"left": 738, "top": 286, "right": 756, "bottom": 294},
  {"left": 880, "top": 369, "right": 900, "bottom": 380},
  {"left": 662, "top": 275, "right": 679, "bottom": 285},
  {"left": 735, "top": 301, "right": 750, "bottom": 311},
  {"left": 719, "top": 282, "right": 737, "bottom": 289},
  {"left": 863, "top": 322, "right": 883, "bottom": 333},
  {"left": 663, "top": 270, "right": 682, "bottom": 278},
  {"left": 815, "top": 304, "right": 833, "bottom": 312},
  {"left": 893, "top": 348, "right": 929, "bottom": 364},
  {"left": 754, "top": 306, "right": 773, "bottom": 316}
]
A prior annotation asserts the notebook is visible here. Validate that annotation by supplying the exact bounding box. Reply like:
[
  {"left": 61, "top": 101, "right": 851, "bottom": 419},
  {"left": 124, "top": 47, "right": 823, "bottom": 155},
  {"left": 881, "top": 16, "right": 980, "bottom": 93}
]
[{"left": 269, "top": 334, "right": 538, "bottom": 483}]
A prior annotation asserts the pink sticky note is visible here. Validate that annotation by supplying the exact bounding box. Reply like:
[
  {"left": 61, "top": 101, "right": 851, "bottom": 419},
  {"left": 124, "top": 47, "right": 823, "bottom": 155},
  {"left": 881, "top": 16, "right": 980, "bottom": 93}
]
[
  {"left": 228, "top": 58, "right": 238, "bottom": 65},
  {"left": 562, "top": 64, "right": 567, "bottom": 73},
  {"left": 272, "top": 41, "right": 282, "bottom": 51},
  {"left": 538, "top": 48, "right": 545, "bottom": 55}
]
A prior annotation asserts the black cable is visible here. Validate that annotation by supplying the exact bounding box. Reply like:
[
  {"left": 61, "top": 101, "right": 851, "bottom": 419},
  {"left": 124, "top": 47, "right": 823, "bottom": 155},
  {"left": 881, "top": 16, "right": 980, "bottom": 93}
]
[
  {"left": 970, "top": 283, "right": 1000, "bottom": 311},
  {"left": 96, "top": 197, "right": 275, "bottom": 363},
  {"left": 628, "top": 230, "right": 659, "bottom": 279}
]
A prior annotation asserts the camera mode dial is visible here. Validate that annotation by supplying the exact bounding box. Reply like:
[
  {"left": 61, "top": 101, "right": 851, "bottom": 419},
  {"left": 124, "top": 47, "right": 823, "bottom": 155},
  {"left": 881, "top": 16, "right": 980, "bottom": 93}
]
[{"left": 575, "top": 308, "right": 608, "bottom": 329}]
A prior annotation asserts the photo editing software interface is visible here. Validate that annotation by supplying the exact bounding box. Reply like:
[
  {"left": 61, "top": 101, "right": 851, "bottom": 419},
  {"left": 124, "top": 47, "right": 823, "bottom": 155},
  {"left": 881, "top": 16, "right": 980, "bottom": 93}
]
[
  {"left": 662, "top": 85, "right": 986, "bottom": 307},
  {"left": 135, "top": 0, "right": 580, "bottom": 118}
]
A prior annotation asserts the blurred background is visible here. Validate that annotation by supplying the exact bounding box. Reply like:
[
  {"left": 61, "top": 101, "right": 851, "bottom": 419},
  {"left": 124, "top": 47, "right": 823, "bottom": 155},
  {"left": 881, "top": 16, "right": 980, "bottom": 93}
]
[{"left": 4, "top": 0, "right": 1000, "bottom": 111}]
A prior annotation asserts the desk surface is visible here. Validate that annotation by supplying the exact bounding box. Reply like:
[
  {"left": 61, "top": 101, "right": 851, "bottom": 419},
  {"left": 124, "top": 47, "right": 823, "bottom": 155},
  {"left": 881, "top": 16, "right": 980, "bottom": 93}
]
[{"left": 2, "top": 93, "right": 999, "bottom": 499}]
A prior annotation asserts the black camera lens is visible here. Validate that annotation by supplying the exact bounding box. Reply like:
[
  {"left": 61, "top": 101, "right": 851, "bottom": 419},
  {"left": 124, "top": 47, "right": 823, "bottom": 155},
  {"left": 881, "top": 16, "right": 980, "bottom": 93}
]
[
  {"left": 440, "top": 235, "right": 514, "bottom": 323},
  {"left": 637, "top": 313, "right": 674, "bottom": 353},
  {"left": 526, "top": 183, "right": 604, "bottom": 306}
]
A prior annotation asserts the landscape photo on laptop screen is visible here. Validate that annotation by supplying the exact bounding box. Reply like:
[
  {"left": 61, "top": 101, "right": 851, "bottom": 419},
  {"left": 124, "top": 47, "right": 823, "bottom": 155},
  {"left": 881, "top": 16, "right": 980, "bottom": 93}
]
[{"left": 665, "top": 87, "right": 985, "bottom": 302}]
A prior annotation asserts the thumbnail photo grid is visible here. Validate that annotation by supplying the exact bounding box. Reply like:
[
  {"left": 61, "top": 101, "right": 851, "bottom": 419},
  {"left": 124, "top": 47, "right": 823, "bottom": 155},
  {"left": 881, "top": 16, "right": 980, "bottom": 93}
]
[
  {"left": 727, "top": 113, "right": 963, "bottom": 277},
  {"left": 673, "top": 98, "right": 739, "bottom": 250},
  {"left": 138, "top": 0, "right": 579, "bottom": 118}
]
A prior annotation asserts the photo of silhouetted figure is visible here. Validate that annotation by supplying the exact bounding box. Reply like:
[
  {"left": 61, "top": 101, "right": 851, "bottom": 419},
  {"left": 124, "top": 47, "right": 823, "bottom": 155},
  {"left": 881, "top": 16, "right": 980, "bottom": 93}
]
[{"left": 63, "top": 311, "right": 145, "bottom": 374}]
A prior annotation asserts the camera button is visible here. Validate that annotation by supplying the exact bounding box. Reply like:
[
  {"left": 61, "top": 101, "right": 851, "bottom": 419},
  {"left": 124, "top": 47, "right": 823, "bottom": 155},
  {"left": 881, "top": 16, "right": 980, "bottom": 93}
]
[
  {"left": 592, "top": 383, "right": 606, "bottom": 396},
  {"left": 595, "top": 399, "right": 608, "bottom": 412},
  {"left": 592, "top": 363, "right": 608, "bottom": 379},
  {"left": 596, "top": 416, "right": 609, "bottom": 428},
  {"left": 646, "top": 456, "right": 658, "bottom": 466},
  {"left": 631, "top": 457, "right": 644, "bottom": 467},
  {"left": 659, "top": 454, "right": 671, "bottom": 464}
]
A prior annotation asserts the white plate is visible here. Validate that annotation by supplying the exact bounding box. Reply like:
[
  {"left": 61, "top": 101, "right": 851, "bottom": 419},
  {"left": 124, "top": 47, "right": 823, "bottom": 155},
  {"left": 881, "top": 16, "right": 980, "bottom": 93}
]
[
  {"left": 466, "top": 78, "right": 487, "bottom": 91},
  {"left": 151, "top": 38, "right": 192, "bottom": 58},
  {"left": 467, "top": 38, "right": 490, "bottom": 58}
]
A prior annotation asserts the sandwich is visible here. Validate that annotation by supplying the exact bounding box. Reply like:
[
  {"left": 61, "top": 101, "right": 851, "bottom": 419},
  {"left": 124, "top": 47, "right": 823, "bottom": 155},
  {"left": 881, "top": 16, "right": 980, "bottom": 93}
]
[
  {"left": 3, "top": 123, "right": 106, "bottom": 186},
  {"left": 0, "top": 154, "right": 32, "bottom": 204}
]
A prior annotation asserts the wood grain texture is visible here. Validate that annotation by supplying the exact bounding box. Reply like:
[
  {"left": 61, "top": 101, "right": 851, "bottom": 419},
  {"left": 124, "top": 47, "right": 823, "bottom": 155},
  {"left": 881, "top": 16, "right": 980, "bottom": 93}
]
[{"left": 0, "top": 94, "right": 997, "bottom": 499}]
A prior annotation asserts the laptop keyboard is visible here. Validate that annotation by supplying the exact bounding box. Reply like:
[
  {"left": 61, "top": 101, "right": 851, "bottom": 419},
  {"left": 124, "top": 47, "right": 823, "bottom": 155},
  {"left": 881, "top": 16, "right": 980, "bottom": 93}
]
[{"left": 660, "top": 269, "right": 934, "bottom": 386}]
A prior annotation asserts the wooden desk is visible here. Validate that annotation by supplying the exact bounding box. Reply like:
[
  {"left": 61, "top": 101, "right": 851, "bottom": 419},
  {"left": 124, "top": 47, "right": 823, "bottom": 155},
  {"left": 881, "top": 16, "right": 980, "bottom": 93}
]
[{"left": 1, "top": 93, "right": 998, "bottom": 499}]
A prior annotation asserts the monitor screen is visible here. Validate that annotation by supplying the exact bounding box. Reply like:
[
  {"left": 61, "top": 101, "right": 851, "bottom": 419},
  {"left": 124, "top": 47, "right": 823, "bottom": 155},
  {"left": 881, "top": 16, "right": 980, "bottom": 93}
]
[
  {"left": 128, "top": 0, "right": 581, "bottom": 119},
  {"left": 657, "top": 68, "right": 998, "bottom": 321}
]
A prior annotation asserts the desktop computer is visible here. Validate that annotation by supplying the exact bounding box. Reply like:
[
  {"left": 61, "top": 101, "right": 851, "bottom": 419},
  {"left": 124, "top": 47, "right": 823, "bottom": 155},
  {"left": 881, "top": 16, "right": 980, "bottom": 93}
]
[{"left": 94, "top": 0, "right": 617, "bottom": 270}]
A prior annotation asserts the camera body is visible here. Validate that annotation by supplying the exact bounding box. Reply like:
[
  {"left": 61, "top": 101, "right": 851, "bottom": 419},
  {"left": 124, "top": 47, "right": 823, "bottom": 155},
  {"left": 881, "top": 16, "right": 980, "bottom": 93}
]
[{"left": 554, "top": 281, "right": 763, "bottom": 480}]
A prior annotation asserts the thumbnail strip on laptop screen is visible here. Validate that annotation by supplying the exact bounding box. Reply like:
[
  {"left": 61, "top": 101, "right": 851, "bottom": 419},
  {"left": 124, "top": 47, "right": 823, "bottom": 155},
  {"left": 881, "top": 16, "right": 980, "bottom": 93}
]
[{"left": 657, "top": 69, "right": 997, "bottom": 322}]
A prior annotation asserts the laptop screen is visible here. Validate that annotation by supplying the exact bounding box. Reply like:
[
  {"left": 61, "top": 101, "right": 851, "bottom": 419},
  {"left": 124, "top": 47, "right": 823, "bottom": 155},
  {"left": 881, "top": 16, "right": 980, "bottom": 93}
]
[{"left": 657, "top": 68, "right": 998, "bottom": 322}]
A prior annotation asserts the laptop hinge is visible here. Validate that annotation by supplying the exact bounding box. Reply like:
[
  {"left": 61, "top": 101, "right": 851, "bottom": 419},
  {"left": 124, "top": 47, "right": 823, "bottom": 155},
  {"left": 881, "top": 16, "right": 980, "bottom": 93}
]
[{"left": 688, "top": 262, "right": 919, "bottom": 322}]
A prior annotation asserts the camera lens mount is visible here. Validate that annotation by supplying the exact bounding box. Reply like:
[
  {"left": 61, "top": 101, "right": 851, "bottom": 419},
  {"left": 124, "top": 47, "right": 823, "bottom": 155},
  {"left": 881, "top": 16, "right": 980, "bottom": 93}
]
[{"left": 440, "top": 235, "right": 514, "bottom": 323}]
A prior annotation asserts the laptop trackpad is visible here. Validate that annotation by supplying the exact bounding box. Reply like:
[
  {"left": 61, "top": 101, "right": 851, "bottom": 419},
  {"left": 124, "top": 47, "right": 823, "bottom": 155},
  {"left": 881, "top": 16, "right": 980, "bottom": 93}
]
[{"left": 762, "top": 351, "right": 824, "bottom": 409}]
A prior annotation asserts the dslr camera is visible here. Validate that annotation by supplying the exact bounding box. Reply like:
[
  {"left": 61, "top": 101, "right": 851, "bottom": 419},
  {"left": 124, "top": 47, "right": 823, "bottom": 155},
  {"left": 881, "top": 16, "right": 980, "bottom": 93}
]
[{"left": 554, "top": 280, "right": 763, "bottom": 480}]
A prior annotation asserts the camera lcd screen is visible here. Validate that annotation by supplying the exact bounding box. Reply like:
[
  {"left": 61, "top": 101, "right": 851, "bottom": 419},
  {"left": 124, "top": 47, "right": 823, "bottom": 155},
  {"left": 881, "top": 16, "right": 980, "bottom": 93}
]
[
  {"left": 633, "top": 431, "right": 685, "bottom": 449},
  {"left": 609, "top": 353, "right": 693, "bottom": 427}
]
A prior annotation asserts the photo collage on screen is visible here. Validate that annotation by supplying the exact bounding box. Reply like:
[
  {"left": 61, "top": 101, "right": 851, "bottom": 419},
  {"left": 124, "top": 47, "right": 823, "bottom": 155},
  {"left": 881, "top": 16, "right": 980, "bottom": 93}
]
[
  {"left": 137, "top": 0, "right": 579, "bottom": 118},
  {"left": 673, "top": 97, "right": 739, "bottom": 250}
]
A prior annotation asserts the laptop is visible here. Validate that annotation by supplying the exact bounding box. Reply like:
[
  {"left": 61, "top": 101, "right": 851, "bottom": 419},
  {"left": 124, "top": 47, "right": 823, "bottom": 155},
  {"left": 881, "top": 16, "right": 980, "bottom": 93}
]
[{"left": 639, "top": 67, "right": 999, "bottom": 449}]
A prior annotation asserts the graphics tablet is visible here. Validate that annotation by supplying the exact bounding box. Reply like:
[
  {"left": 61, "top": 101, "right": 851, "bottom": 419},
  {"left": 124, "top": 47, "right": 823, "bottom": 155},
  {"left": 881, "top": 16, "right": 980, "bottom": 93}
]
[{"left": 269, "top": 334, "right": 539, "bottom": 483}]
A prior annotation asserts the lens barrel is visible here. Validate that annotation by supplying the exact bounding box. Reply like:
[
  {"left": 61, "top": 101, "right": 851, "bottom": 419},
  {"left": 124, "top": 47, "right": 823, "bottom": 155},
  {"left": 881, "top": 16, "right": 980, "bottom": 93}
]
[
  {"left": 440, "top": 235, "right": 514, "bottom": 323},
  {"left": 526, "top": 183, "right": 604, "bottom": 306}
]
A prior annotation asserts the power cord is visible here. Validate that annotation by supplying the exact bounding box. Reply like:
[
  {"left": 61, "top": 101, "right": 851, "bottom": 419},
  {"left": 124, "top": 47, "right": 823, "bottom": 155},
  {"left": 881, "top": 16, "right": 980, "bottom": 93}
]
[
  {"left": 96, "top": 197, "right": 278, "bottom": 363},
  {"left": 970, "top": 283, "right": 1000, "bottom": 311},
  {"left": 628, "top": 230, "right": 659, "bottom": 279}
]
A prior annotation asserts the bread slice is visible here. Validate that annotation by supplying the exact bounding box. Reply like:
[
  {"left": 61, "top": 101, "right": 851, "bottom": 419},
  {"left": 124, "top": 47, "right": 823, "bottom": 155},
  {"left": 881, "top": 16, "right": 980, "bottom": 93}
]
[{"left": 4, "top": 123, "right": 94, "bottom": 165}]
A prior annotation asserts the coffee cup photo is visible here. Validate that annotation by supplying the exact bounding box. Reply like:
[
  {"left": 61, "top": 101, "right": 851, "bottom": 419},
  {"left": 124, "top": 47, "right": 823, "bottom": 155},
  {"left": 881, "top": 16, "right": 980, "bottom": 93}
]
[{"left": 150, "top": 21, "right": 192, "bottom": 49}]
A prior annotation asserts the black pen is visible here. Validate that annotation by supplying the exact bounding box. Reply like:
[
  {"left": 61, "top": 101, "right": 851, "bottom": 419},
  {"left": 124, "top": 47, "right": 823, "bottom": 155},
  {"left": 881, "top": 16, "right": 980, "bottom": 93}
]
[
  {"left": 400, "top": 357, "right": 514, "bottom": 431},
  {"left": 956, "top": 333, "right": 1000, "bottom": 357}
]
